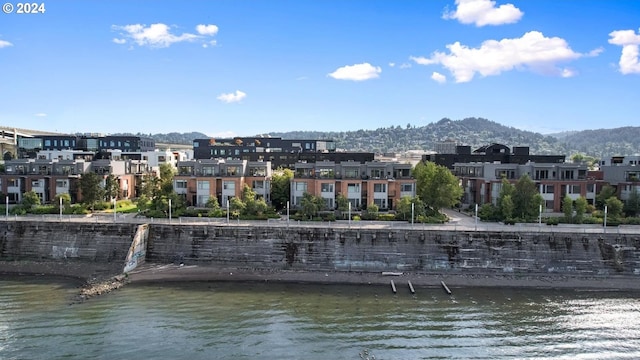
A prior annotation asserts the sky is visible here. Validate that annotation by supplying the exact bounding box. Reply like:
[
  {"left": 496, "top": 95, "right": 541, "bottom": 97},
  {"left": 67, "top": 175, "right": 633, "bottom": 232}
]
[{"left": 0, "top": 0, "right": 639, "bottom": 137}]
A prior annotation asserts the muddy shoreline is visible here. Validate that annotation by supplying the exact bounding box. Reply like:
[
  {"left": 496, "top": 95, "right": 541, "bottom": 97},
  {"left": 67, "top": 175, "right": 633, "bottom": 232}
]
[{"left": 3, "top": 260, "right": 640, "bottom": 293}]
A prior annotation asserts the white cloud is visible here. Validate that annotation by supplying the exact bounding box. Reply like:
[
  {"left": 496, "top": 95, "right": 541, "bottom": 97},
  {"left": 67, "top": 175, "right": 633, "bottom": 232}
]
[
  {"left": 34, "top": 113, "right": 47, "bottom": 117},
  {"left": 608, "top": 28, "right": 640, "bottom": 74},
  {"left": 561, "top": 68, "right": 576, "bottom": 78},
  {"left": 196, "top": 24, "right": 219, "bottom": 36},
  {"left": 443, "top": 0, "right": 523, "bottom": 27},
  {"left": 399, "top": 63, "right": 412, "bottom": 69},
  {"left": 0, "top": 39, "right": 13, "bottom": 48},
  {"left": 328, "top": 63, "right": 381, "bottom": 81},
  {"left": 389, "top": 62, "right": 396, "bottom": 67},
  {"left": 431, "top": 72, "right": 447, "bottom": 83},
  {"left": 217, "top": 90, "right": 247, "bottom": 103},
  {"left": 411, "top": 31, "right": 590, "bottom": 82},
  {"left": 112, "top": 23, "right": 219, "bottom": 48}
]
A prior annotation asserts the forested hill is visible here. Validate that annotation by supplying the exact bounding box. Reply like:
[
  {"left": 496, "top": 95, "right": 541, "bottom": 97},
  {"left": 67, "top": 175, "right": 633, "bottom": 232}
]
[
  {"left": 271, "top": 117, "right": 568, "bottom": 155},
  {"left": 128, "top": 118, "right": 640, "bottom": 159}
]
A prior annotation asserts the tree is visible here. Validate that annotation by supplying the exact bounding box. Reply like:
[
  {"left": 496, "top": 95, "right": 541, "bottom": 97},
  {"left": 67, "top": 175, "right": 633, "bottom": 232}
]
[
  {"left": 574, "top": 196, "right": 588, "bottom": 222},
  {"left": 563, "top": 195, "right": 574, "bottom": 223},
  {"left": 513, "top": 174, "right": 541, "bottom": 220},
  {"left": 624, "top": 187, "right": 640, "bottom": 217},
  {"left": 240, "top": 184, "right": 268, "bottom": 216},
  {"left": 104, "top": 174, "right": 120, "bottom": 201},
  {"left": 501, "top": 195, "right": 514, "bottom": 221},
  {"left": 496, "top": 178, "right": 515, "bottom": 217},
  {"left": 413, "top": 161, "right": 462, "bottom": 211},
  {"left": 596, "top": 185, "right": 616, "bottom": 210},
  {"left": 54, "top": 193, "right": 71, "bottom": 211},
  {"left": 270, "top": 168, "right": 293, "bottom": 211},
  {"left": 299, "top": 192, "right": 325, "bottom": 219},
  {"left": 605, "top": 196, "right": 624, "bottom": 219},
  {"left": 363, "top": 202, "right": 379, "bottom": 220},
  {"left": 205, "top": 196, "right": 220, "bottom": 210},
  {"left": 395, "top": 196, "right": 426, "bottom": 221},
  {"left": 79, "top": 172, "right": 105, "bottom": 211},
  {"left": 21, "top": 190, "right": 41, "bottom": 208},
  {"left": 336, "top": 194, "right": 349, "bottom": 219}
]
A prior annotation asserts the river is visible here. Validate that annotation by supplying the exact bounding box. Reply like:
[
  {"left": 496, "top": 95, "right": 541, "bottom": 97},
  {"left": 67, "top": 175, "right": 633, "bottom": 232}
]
[{"left": 1, "top": 277, "right": 640, "bottom": 359}]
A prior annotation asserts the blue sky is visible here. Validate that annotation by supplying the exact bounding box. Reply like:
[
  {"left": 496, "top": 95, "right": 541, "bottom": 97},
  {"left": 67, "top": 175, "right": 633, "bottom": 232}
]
[{"left": 1, "top": 0, "right": 639, "bottom": 137}]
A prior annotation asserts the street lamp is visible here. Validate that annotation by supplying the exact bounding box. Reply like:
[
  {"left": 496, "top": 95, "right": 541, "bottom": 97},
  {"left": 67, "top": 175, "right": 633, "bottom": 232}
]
[
  {"left": 538, "top": 204, "right": 542, "bottom": 229},
  {"left": 113, "top": 198, "right": 117, "bottom": 223},
  {"left": 411, "top": 202, "right": 414, "bottom": 226},
  {"left": 604, "top": 205, "right": 608, "bottom": 233},
  {"left": 475, "top": 203, "right": 478, "bottom": 231},
  {"left": 168, "top": 198, "right": 172, "bottom": 224},
  {"left": 348, "top": 202, "right": 351, "bottom": 228}
]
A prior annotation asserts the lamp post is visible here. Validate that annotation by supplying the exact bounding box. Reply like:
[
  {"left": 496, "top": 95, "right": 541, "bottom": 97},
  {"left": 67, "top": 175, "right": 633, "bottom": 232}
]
[
  {"left": 6, "top": 196, "right": 9, "bottom": 219},
  {"left": 475, "top": 203, "right": 478, "bottom": 231},
  {"left": 113, "top": 198, "right": 117, "bottom": 223},
  {"left": 348, "top": 202, "right": 351, "bottom": 228},
  {"left": 411, "top": 202, "right": 414, "bottom": 226},
  {"left": 286, "top": 200, "right": 290, "bottom": 225},
  {"left": 604, "top": 205, "right": 608, "bottom": 233},
  {"left": 59, "top": 196, "right": 63, "bottom": 221},
  {"left": 226, "top": 199, "right": 230, "bottom": 224},
  {"left": 538, "top": 204, "right": 542, "bottom": 229},
  {"left": 168, "top": 198, "right": 172, "bottom": 224}
]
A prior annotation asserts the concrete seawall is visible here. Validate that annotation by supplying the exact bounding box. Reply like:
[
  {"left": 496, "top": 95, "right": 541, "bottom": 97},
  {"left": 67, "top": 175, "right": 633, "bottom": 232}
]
[{"left": 3, "top": 221, "right": 640, "bottom": 279}]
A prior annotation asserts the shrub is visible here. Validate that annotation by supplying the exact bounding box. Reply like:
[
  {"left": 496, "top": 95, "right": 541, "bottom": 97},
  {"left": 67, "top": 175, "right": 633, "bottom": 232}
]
[
  {"left": 29, "top": 205, "right": 57, "bottom": 214},
  {"left": 377, "top": 213, "right": 396, "bottom": 221}
]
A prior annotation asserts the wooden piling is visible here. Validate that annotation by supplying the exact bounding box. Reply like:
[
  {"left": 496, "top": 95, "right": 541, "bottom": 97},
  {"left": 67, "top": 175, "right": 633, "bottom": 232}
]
[
  {"left": 441, "top": 280, "right": 452, "bottom": 295},
  {"left": 390, "top": 280, "right": 397, "bottom": 294},
  {"left": 408, "top": 280, "right": 415, "bottom": 294}
]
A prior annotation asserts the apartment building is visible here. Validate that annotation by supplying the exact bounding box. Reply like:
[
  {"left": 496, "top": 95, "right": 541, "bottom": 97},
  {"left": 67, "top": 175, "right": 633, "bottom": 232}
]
[
  {"left": 0, "top": 157, "right": 148, "bottom": 204},
  {"left": 290, "top": 160, "right": 415, "bottom": 211},
  {"left": 454, "top": 161, "right": 596, "bottom": 212},
  {"left": 173, "top": 159, "right": 272, "bottom": 207},
  {"left": 600, "top": 155, "right": 640, "bottom": 201},
  {"left": 16, "top": 134, "right": 155, "bottom": 158}
]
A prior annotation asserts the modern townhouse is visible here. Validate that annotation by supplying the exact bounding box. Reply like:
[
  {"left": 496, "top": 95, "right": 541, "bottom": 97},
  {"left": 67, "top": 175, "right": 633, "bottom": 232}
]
[
  {"left": 454, "top": 161, "right": 596, "bottom": 212},
  {"left": 0, "top": 157, "right": 149, "bottom": 204},
  {"left": 600, "top": 155, "right": 640, "bottom": 202},
  {"left": 290, "top": 160, "right": 415, "bottom": 211},
  {"left": 173, "top": 159, "right": 272, "bottom": 207},
  {"left": 15, "top": 133, "right": 155, "bottom": 159}
]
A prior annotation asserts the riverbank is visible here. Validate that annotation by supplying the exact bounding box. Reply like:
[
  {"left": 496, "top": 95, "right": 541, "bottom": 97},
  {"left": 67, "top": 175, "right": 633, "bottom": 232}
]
[{"left": 127, "top": 263, "right": 640, "bottom": 292}]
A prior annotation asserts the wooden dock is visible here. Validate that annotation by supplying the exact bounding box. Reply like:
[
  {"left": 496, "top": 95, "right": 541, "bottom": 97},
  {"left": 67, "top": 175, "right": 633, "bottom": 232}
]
[{"left": 441, "top": 280, "right": 452, "bottom": 295}]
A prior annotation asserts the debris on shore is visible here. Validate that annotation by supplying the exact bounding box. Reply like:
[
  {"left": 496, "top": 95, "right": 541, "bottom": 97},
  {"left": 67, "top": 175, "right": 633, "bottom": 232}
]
[{"left": 73, "top": 274, "right": 129, "bottom": 303}]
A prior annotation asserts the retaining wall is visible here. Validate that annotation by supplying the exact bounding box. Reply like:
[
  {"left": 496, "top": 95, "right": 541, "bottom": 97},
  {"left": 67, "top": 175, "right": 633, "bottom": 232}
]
[{"left": 2, "top": 221, "right": 640, "bottom": 277}]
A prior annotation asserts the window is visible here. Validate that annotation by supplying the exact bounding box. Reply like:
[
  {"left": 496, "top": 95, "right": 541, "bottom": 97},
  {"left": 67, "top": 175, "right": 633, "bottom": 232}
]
[
  {"left": 197, "top": 181, "right": 209, "bottom": 190},
  {"left": 568, "top": 184, "right": 581, "bottom": 194},
  {"left": 344, "top": 168, "right": 359, "bottom": 179},
  {"left": 8, "top": 178, "right": 19, "bottom": 187},
  {"left": 44, "top": 140, "right": 51, "bottom": 147},
  {"left": 374, "top": 198, "right": 387, "bottom": 209},
  {"left": 563, "top": 170, "right": 575, "bottom": 180},
  {"left": 317, "top": 168, "right": 334, "bottom": 178},
  {"left": 226, "top": 166, "right": 240, "bottom": 176},
  {"left": 370, "top": 169, "right": 383, "bottom": 178},
  {"left": 542, "top": 185, "right": 554, "bottom": 194},
  {"left": 31, "top": 180, "right": 42, "bottom": 187},
  {"left": 295, "top": 182, "right": 307, "bottom": 192},
  {"left": 496, "top": 169, "right": 516, "bottom": 179},
  {"left": 373, "top": 183, "right": 387, "bottom": 193},
  {"left": 56, "top": 180, "right": 68, "bottom": 187},
  {"left": 587, "top": 184, "right": 595, "bottom": 193},
  {"left": 347, "top": 183, "right": 360, "bottom": 193},
  {"left": 223, "top": 181, "right": 235, "bottom": 191},
  {"left": 535, "top": 170, "right": 549, "bottom": 180},
  {"left": 63, "top": 140, "right": 70, "bottom": 147},
  {"left": 253, "top": 180, "right": 265, "bottom": 190},
  {"left": 324, "top": 197, "right": 334, "bottom": 209},
  {"left": 401, "top": 183, "right": 413, "bottom": 192},
  {"left": 174, "top": 180, "right": 187, "bottom": 189},
  {"left": 321, "top": 183, "right": 334, "bottom": 192}
]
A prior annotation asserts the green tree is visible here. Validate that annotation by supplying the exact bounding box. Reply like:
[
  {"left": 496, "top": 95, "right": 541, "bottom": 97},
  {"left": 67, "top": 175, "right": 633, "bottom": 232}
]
[
  {"left": 336, "top": 194, "right": 349, "bottom": 219},
  {"left": 395, "top": 196, "right": 426, "bottom": 221},
  {"left": 54, "top": 193, "right": 71, "bottom": 211},
  {"left": 21, "top": 190, "right": 41, "bottom": 208},
  {"left": 501, "top": 194, "right": 514, "bottom": 221},
  {"left": 413, "top": 161, "right": 462, "bottom": 211},
  {"left": 299, "top": 192, "right": 325, "bottom": 219},
  {"left": 574, "top": 196, "right": 588, "bottom": 222},
  {"left": 363, "top": 202, "right": 379, "bottom": 220},
  {"left": 104, "top": 174, "right": 120, "bottom": 201},
  {"left": 205, "top": 196, "right": 220, "bottom": 210},
  {"left": 496, "top": 178, "right": 515, "bottom": 218},
  {"left": 79, "top": 172, "right": 105, "bottom": 211},
  {"left": 240, "top": 184, "right": 269, "bottom": 216},
  {"left": 270, "top": 168, "right": 293, "bottom": 211},
  {"left": 229, "top": 196, "right": 245, "bottom": 218},
  {"left": 605, "top": 196, "right": 624, "bottom": 219},
  {"left": 624, "top": 188, "right": 640, "bottom": 217},
  {"left": 596, "top": 185, "right": 616, "bottom": 210},
  {"left": 563, "top": 195, "right": 574, "bottom": 223},
  {"left": 513, "top": 174, "right": 541, "bottom": 220}
]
